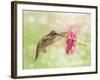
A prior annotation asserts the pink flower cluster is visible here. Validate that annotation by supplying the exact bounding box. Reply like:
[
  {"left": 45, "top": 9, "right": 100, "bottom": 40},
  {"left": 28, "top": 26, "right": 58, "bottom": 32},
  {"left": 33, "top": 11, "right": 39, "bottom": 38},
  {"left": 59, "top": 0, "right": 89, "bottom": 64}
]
[{"left": 65, "top": 26, "right": 79, "bottom": 54}]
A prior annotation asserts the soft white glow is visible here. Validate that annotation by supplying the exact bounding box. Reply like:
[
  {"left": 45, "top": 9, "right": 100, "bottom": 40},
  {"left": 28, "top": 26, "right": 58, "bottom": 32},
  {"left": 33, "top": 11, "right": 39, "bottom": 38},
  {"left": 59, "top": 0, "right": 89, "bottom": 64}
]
[{"left": 28, "top": 16, "right": 35, "bottom": 23}]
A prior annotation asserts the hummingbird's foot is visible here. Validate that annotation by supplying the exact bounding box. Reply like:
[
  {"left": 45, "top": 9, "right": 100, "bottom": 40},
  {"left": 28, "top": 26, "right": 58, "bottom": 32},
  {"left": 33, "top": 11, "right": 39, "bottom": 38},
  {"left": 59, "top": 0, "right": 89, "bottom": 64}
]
[{"left": 42, "top": 48, "right": 47, "bottom": 53}]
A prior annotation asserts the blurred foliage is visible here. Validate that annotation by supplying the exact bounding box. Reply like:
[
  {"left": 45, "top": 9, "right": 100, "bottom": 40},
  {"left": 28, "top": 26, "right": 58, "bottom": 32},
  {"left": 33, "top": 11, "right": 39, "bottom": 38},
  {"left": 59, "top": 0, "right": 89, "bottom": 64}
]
[{"left": 23, "top": 11, "right": 91, "bottom": 69}]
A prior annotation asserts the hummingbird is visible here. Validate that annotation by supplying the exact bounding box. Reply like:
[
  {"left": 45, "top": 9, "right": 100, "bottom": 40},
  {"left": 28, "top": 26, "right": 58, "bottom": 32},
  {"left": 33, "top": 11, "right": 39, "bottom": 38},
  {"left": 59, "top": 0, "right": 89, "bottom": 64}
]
[{"left": 35, "top": 30, "right": 67, "bottom": 60}]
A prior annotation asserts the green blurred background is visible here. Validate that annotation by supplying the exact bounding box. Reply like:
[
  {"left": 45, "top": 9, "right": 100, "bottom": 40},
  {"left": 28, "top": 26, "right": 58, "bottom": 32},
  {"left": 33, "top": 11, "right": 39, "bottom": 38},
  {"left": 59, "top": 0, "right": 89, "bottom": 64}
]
[{"left": 23, "top": 10, "right": 91, "bottom": 69}]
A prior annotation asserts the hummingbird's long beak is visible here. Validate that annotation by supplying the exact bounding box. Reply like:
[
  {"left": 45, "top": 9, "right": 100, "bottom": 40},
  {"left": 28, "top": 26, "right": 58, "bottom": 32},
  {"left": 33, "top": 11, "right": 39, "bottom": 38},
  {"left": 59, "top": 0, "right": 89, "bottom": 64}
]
[{"left": 56, "top": 32, "right": 68, "bottom": 38}]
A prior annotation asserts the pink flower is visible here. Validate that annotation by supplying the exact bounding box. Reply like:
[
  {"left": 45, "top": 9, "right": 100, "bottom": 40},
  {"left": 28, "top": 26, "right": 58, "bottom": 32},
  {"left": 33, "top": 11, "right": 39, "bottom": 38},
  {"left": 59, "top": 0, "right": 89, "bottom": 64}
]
[{"left": 65, "top": 26, "right": 79, "bottom": 54}]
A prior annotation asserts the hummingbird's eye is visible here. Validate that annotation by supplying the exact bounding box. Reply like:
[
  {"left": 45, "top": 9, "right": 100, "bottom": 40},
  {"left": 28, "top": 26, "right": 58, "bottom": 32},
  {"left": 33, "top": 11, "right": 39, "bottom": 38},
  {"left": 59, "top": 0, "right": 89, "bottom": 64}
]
[{"left": 52, "top": 32, "right": 57, "bottom": 35}]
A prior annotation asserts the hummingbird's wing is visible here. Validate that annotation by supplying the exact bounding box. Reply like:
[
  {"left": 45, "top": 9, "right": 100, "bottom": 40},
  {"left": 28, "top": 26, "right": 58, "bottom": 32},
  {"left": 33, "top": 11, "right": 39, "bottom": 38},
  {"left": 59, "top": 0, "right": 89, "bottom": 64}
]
[
  {"left": 35, "top": 41, "right": 41, "bottom": 60},
  {"left": 35, "top": 35, "right": 55, "bottom": 60},
  {"left": 35, "top": 38, "right": 47, "bottom": 61}
]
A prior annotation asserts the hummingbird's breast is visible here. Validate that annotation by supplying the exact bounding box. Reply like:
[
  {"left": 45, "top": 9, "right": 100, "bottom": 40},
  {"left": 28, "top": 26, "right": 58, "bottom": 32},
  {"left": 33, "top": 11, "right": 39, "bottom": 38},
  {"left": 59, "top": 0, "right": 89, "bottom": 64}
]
[{"left": 43, "top": 35, "right": 57, "bottom": 47}]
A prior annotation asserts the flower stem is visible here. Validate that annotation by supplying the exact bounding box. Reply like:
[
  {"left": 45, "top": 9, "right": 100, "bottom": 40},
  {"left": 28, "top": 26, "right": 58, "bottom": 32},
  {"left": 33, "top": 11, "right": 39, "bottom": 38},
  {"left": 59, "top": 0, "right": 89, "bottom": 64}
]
[{"left": 77, "top": 39, "right": 90, "bottom": 47}]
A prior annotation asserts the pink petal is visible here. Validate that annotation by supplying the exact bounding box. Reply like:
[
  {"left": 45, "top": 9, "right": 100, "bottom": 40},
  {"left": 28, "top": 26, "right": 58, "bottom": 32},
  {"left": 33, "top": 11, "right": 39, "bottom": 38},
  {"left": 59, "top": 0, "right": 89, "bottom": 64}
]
[{"left": 65, "top": 26, "right": 79, "bottom": 54}]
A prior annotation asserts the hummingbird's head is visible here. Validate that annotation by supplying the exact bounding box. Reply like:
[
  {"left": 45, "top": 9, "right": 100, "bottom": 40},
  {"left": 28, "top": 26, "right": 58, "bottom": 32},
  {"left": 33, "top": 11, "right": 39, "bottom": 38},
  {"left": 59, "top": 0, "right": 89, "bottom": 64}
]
[{"left": 50, "top": 30, "right": 57, "bottom": 35}]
